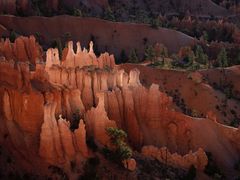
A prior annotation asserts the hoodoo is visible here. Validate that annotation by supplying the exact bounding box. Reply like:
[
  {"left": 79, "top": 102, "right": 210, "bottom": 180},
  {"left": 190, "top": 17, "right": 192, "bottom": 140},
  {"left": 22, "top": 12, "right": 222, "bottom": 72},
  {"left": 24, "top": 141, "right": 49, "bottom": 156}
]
[{"left": 0, "top": 35, "right": 240, "bottom": 179}]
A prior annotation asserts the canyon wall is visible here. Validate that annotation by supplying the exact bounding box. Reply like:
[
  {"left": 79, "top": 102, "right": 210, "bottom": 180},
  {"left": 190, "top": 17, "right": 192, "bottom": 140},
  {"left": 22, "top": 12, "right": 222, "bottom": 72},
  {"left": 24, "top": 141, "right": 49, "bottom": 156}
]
[
  {"left": 0, "top": 15, "right": 195, "bottom": 59},
  {"left": 0, "top": 37, "right": 240, "bottom": 175},
  {"left": 0, "top": 36, "right": 43, "bottom": 65}
]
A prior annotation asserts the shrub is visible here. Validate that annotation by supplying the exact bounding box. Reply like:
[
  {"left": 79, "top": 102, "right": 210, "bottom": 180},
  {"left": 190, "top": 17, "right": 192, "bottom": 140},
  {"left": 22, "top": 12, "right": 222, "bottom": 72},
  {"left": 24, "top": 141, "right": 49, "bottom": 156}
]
[
  {"left": 51, "top": 38, "right": 63, "bottom": 58},
  {"left": 150, "top": 17, "right": 161, "bottom": 29},
  {"left": 204, "top": 152, "right": 224, "bottom": 178},
  {"left": 178, "top": 46, "right": 195, "bottom": 68},
  {"left": 103, "top": 6, "right": 115, "bottom": 21},
  {"left": 230, "top": 118, "right": 240, "bottom": 128},
  {"left": 104, "top": 127, "right": 132, "bottom": 162},
  {"left": 79, "top": 157, "right": 100, "bottom": 180},
  {"left": 73, "top": 8, "right": 82, "bottom": 17},
  {"left": 48, "top": 165, "right": 69, "bottom": 180}
]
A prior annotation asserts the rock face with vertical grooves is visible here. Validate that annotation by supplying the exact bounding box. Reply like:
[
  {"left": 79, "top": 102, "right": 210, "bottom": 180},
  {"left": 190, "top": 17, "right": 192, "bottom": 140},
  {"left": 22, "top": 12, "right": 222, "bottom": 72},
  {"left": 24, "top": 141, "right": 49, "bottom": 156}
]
[{"left": 0, "top": 37, "right": 240, "bottom": 178}]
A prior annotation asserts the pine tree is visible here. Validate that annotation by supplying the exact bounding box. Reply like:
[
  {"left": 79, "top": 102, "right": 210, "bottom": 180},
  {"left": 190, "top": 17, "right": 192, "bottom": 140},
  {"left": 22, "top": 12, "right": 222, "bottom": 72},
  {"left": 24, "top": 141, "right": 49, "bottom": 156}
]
[
  {"left": 105, "top": 127, "right": 132, "bottom": 161},
  {"left": 9, "top": 31, "right": 17, "bottom": 43},
  {"left": 144, "top": 45, "right": 155, "bottom": 64},
  {"left": 217, "top": 48, "right": 228, "bottom": 67},
  {"left": 120, "top": 49, "right": 128, "bottom": 63},
  {"left": 195, "top": 45, "right": 208, "bottom": 65},
  {"left": 155, "top": 43, "right": 168, "bottom": 64},
  {"left": 128, "top": 49, "right": 139, "bottom": 63},
  {"left": 103, "top": 6, "right": 115, "bottom": 21}
]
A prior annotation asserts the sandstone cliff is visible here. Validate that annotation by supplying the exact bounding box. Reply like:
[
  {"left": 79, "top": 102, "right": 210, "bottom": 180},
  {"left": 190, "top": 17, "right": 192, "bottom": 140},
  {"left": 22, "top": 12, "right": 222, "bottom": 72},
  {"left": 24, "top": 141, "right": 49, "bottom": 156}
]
[
  {"left": 0, "top": 36, "right": 43, "bottom": 65},
  {"left": 0, "top": 38, "right": 240, "bottom": 178},
  {"left": 0, "top": 15, "right": 195, "bottom": 59}
]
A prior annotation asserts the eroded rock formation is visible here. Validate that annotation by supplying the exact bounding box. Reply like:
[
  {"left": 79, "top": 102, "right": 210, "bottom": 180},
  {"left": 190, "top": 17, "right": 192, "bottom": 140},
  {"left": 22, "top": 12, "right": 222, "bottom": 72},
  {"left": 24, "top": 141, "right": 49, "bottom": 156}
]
[
  {"left": 0, "top": 36, "right": 43, "bottom": 65},
  {"left": 0, "top": 38, "right": 240, "bottom": 177},
  {"left": 142, "top": 146, "right": 208, "bottom": 170}
]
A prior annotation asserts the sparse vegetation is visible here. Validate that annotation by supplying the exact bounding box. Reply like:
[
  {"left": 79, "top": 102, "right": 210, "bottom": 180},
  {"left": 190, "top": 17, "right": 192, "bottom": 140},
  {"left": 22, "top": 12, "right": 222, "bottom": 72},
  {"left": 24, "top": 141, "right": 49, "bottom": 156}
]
[
  {"left": 195, "top": 45, "right": 208, "bottom": 65},
  {"left": 79, "top": 157, "right": 100, "bottom": 180},
  {"left": 217, "top": 48, "right": 228, "bottom": 68},
  {"left": 184, "top": 165, "right": 197, "bottom": 180},
  {"left": 48, "top": 165, "right": 69, "bottom": 180},
  {"left": 128, "top": 49, "right": 139, "bottom": 63},
  {"left": 51, "top": 38, "right": 63, "bottom": 58},
  {"left": 204, "top": 152, "right": 224, "bottom": 179},
  {"left": 9, "top": 31, "right": 17, "bottom": 43},
  {"left": 119, "top": 49, "right": 128, "bottom": 63},
  {"left": 73, "top": 8, "right": 83, "bottom": 17},
  {"left": 103, "top": 6, "right": 116, "bottom": 21},
  {"left": 144, "top": 45, "right": 156, "bottom": 64},
  {"left": 86, "top": 136, "right": 98, "bottom": 152},
  {"left": 103, "top": 127, "right": 132, "bottom": 162}
]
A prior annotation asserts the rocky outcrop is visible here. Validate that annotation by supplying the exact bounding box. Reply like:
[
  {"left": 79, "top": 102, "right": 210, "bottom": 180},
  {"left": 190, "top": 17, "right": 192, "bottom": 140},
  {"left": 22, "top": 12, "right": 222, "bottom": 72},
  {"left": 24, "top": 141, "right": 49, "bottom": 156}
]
[
  {"left": 47, "top": 41, "right": 115, "bottom": 70},
  {"left": 84, "top": 93, "right": 116, "bottom": 147},
  {"left": 122, "top": 158, "right": 137, "bottom": 171},
  {"left": 39, "top": 92, "right": 89, "bottom": 164},
  {"left": 0, "top": 36, "right": 43, "bottom": 65},
  {"left": 142, "top": 146, "right": 208, "bottom": 171},
  {"left": 74, "top": 120, "right": 89, "bottom": 157},
  {"left": 39, "top": 95, "right": 64, "bottom": 164},
  {"left": 0, "top": 38, "right": 240, "bottom": 178}
]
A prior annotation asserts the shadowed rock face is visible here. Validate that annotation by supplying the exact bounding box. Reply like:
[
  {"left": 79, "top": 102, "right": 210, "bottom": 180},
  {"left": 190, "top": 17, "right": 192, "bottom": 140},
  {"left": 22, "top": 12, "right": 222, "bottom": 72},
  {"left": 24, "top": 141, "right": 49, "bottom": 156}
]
[
  {"left": 0, "top": 15, "right": 195, "bottom": 59},
  {"left": 0, "top": 37, "right": 240, "bottom": 178}
]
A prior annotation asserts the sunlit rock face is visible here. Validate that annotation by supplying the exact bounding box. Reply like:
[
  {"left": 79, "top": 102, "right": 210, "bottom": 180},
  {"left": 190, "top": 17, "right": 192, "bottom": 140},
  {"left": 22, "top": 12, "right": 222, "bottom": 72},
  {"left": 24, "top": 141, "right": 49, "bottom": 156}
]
[
  {"left": 0, "top": 36, "right": 43, "bottom": 65},
  {"left": 0, "top": 38, "right": 240, "bottom": 177}
]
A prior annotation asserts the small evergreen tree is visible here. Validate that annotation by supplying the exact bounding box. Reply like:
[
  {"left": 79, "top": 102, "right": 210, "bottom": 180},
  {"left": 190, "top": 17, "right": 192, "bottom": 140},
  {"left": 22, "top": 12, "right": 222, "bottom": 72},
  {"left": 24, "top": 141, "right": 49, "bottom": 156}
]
[
  {"left": 128, "top": 49, "right": 139, "bottom": 63},
  {"left": 103, "top": 6, "right": 115, "bottom": 21},
  {"left": 62, "top": 32, "right": 72, "bottom": 45},
  {"left": 195, "top": 45, "right": 208, "bottom": 65},
  {"left": 120, "top": 49, "right": 128, "bottom": 63},
  {"left": 155, "top": 43, "right": 168, "bottom": 64},
  {"left": 105, "top": 127, "right": 132, "bottom": 161},
  {"left": 73, "top": 8, "right": 83, "bottom": 17},
  {"left": 150, "top": 17, "right": 161, "bottom": 29},
  {"left": 217, "top": 48, "right": 228, "bottom": 67},
  {"left": 51, "top": 38, "right": 63, "bottom": 59},
  {"left": 9, "top": 31, "right": 17, "bottom": 43},
  {"left": 144, "top": 45, "right": 155, "bottom": 64}
]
